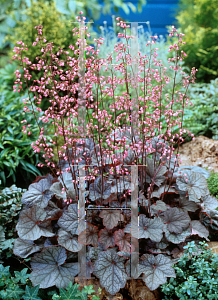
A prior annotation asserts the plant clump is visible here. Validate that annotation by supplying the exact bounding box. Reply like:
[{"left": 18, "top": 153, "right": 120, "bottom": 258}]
[
  {"left": 161, "top": 240, "right": 218, "bottom": 299},
  {"left": 10, "top": 14, "right": 218, "bottom": 296}
]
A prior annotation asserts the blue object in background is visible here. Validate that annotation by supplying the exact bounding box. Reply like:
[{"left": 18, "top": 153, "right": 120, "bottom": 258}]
[{"left": 86, "top": 0, "right": 179, "bottom": 39}]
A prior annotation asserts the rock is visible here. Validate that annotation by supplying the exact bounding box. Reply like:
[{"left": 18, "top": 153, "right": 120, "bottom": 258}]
[
  {"left": 127, "top": 279, "right": 160, "bottom": 300},
  {"left": 176, "top": 135, "right": 218, "bottom": 173},
  {"left": 104, "top": 293, "right": 123, "bottom": 300},
  {"left": 205, "top": 241, "right": 218, "bottom": 255}
]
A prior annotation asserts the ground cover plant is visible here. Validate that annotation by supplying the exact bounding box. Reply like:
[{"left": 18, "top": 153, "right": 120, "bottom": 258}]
[
  {"left": 10, "top": 13, "right": 218, "bottom": 297},
  {"left": 161, "top": 240, "right": 218, "bottom": 299},
  {"left": 0, "top": 263, "right": 101, "bottom": 299}
]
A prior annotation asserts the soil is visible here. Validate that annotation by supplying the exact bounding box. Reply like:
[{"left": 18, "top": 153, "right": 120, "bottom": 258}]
[
  {"left": 74, "top": 276, "right": 163, "bottom": 300},
  {"left": 175, "top": 135, "right": 218, "bottom": 173}
]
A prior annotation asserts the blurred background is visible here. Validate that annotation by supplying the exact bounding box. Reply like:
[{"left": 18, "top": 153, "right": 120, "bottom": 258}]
[{"left": 0, "top": 0, "right": 218, "bottom": 189}]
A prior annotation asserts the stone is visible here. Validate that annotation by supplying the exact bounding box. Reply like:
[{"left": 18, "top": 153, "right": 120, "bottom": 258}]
[
  {"left": 127, "top": 279, "right": 160, "bottom": 300},
  {"left": 205, "top": 241, "right": 218, "bottom": 255},
  {"left": 74, "top": 277, "right": 161, "bottom": 300},
  {"left": 175, "top": 135, "right": 218, "bottom": 173}
]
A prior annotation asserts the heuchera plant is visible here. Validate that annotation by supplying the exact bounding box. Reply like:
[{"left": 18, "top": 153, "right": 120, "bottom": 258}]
[{"left": 11, "top": 12, "right": 218, "bottom": 295}]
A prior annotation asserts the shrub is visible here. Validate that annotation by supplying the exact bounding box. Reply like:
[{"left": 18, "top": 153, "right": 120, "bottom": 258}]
[
  {"left": 0, "top": 70, "right": 49, "bottom": 188},
  {"left": 175, "top": 0, "right": 218, "bottom": 83},
  {"left": 5, "top": 0, "right": 78, "bottom": 66},
  {"left": 4, "top": 0, "right": 87, "bottom": 111},
  {"left": 161, "top": 240, "right": 218, "bottom": 299},
  {"left": 205, "top": 169, "right": 218, "bottom": 241},
  {"left": 206, "top": 170, "right": 218, "bottom": 201},
  {"left": 180, "top": 77, "right": 218, "bottom": 140},
  {"left": 12, "top": 15, "right": 218, "bottom": 296}
]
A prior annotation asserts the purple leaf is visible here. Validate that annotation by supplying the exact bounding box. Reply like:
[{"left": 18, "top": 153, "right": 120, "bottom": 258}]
[
  {"left": 30, "top": 246, "right": 79, "bottom": 288},
  {"left": 58, "top": 229, "right": 83, "bottom": 252},
  {"left": 50, "top": 181, "right": 77, "bottom": 202},
  {"left": 78, "top": 223, "right": 99, "bottom": 247},
  {"left": 99, "top": 228, "right": 115, "bottom": 250},
  {"left": 144, "top": 157, "right": 167, "bottom": 187},
  {"left": 117, "top": 251, "right": 131, "bottom": 259},
  {"left": 191, "top": 220, "right": 209, "bottom": 241},
  {"left": 88, "top": 245, "right": 106, "bottom": 263},
  {"left": 176, "top": 169, "right": 210, "bottom": 201},
  {"left": 115, "top": 229, "right": 137, "bottom": 253},
  {"left": 93, "top": 248, "right": 128, "bottom": 295},
  {"left": 200, "top": 210, "right": 218, "bottom": 231},
  {"left": 201, "top": 194, "right": 218, "bottom": 210},
  {"left": 123, "top": 149, "right": 135, "bottom": 165},
  {"left": 89, "top": 177, "right": 111, "bottom": 201},
  {"left": 163, "top": 224, "right": 192, "bottom": 244},
  {"left": 21, "top": 178, "right": 53, "bottom": 208},
  {"left": 151, "top": 185, "right": 178, "bottom": 199},
  {"left": 44, "top": 201, "right": 62, "bottom": 219},
  {"left": 13, "top": 238, "right": 44, "bottom": 258},
  {"left": 58, "top": 203, "right": 85, "bottom": 235},
  {"left": 127, "top": 214, "right": 164, "bottom": 242},
  {"left": 178, "top": 196, "right": 200, "bottom": 213},
  {"left": 16, "top": 206, "right": 55, "bottom": 240},
  {"left": 150, "top": 200, "right": 167, "bottom": 211},
  {"left": 160, "top": 207, "right": 191, "bottom": 234},
  {"left": 125, "top": 258, "right": 140, "bottom": 279},
  {"left": 139, "top": 253, "right": 176, "bottom": 291},
  {"left": 99, "top": 209, "right": 124, "bottom": 230}
]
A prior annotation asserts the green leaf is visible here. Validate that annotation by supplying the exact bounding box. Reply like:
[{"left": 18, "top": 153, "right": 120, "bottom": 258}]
[
  {"left": 7, "top": 126, "right": 13, "bottom": 135},
  {"left": 3, "top": 161, "right": 12, "bottom": 168},
  {"left": 59, "top": 282, "right": 81, "bottom": 300},
  {"left": 0, "top": 171, "right": 6, "bottom": 185},
  {"left": 25, "top": 0, "right": 31, "bottom": 8},
  {"left": 68, "top": 0, "right": 76, "bottom": 12},
  {"left": 21, "top": 145, "right": 33, "bottom": 158},
  {"left": 24, "top": 162, "right": 41, "bottom": 176},
  {"left": 121, "top": 4, "right": 130, "bottom": 14},
  {"left": 0, "top": 290, "right": 8, "bottom": 299},
  {"left": 83, "top": 285, "right": 95, "bottom": 295},
  {"left": 3, "top": 136, "right": 15, "bottom": 142},
  {"left": 0, "top": 148, "right": 9, "bottom": 159},
  {"left": 14, "top": 268, "right": 30, "bottom": 284},
  {"left": 4, "top": 284, "right": 24, "bottom": 299},
  {"left": 22, "top": 285, "right": 42, "bottom": 300},
  {"left": 127, "top": 2, "right": 137, "bottom": 13},
  {"left": 18, "top": 141, "right": 32, "bottom": 147},
  {"left": 6, "top": 168, "right": 15, "bottom": 179}
]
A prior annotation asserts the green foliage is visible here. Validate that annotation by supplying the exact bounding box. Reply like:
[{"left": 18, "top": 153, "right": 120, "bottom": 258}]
[
  {"left": 180, "top": 77, "right": 218, "bottom": 140},
  {"left": 0, "top": 184, "right": 26, "bottom": 263},
  {"left": 175, "top": 0, "right": 218, "bottom": 83},
  {"left": 0, "top": 263, "right": 100, "bottom": 300},
  {"left": 0, "top": 66, "right": 48, "bottom": 188},
  {"left": 5, "top": 0, "right": 78, "bottom": 81},
  {"left": 0, "top": 0, "right": 146, "bottom": 57},
  {"left": 206, "top": 170, "right": 218, "bottom": 201},
  {"left": 0, "top": 61, "right": 19, "bottom": 90},
  {"left": 161, "top": 240, "right": 218, "bottom": 299},
  {"left": 50, "top": 282, "right": 101, "bottom": 300}
]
